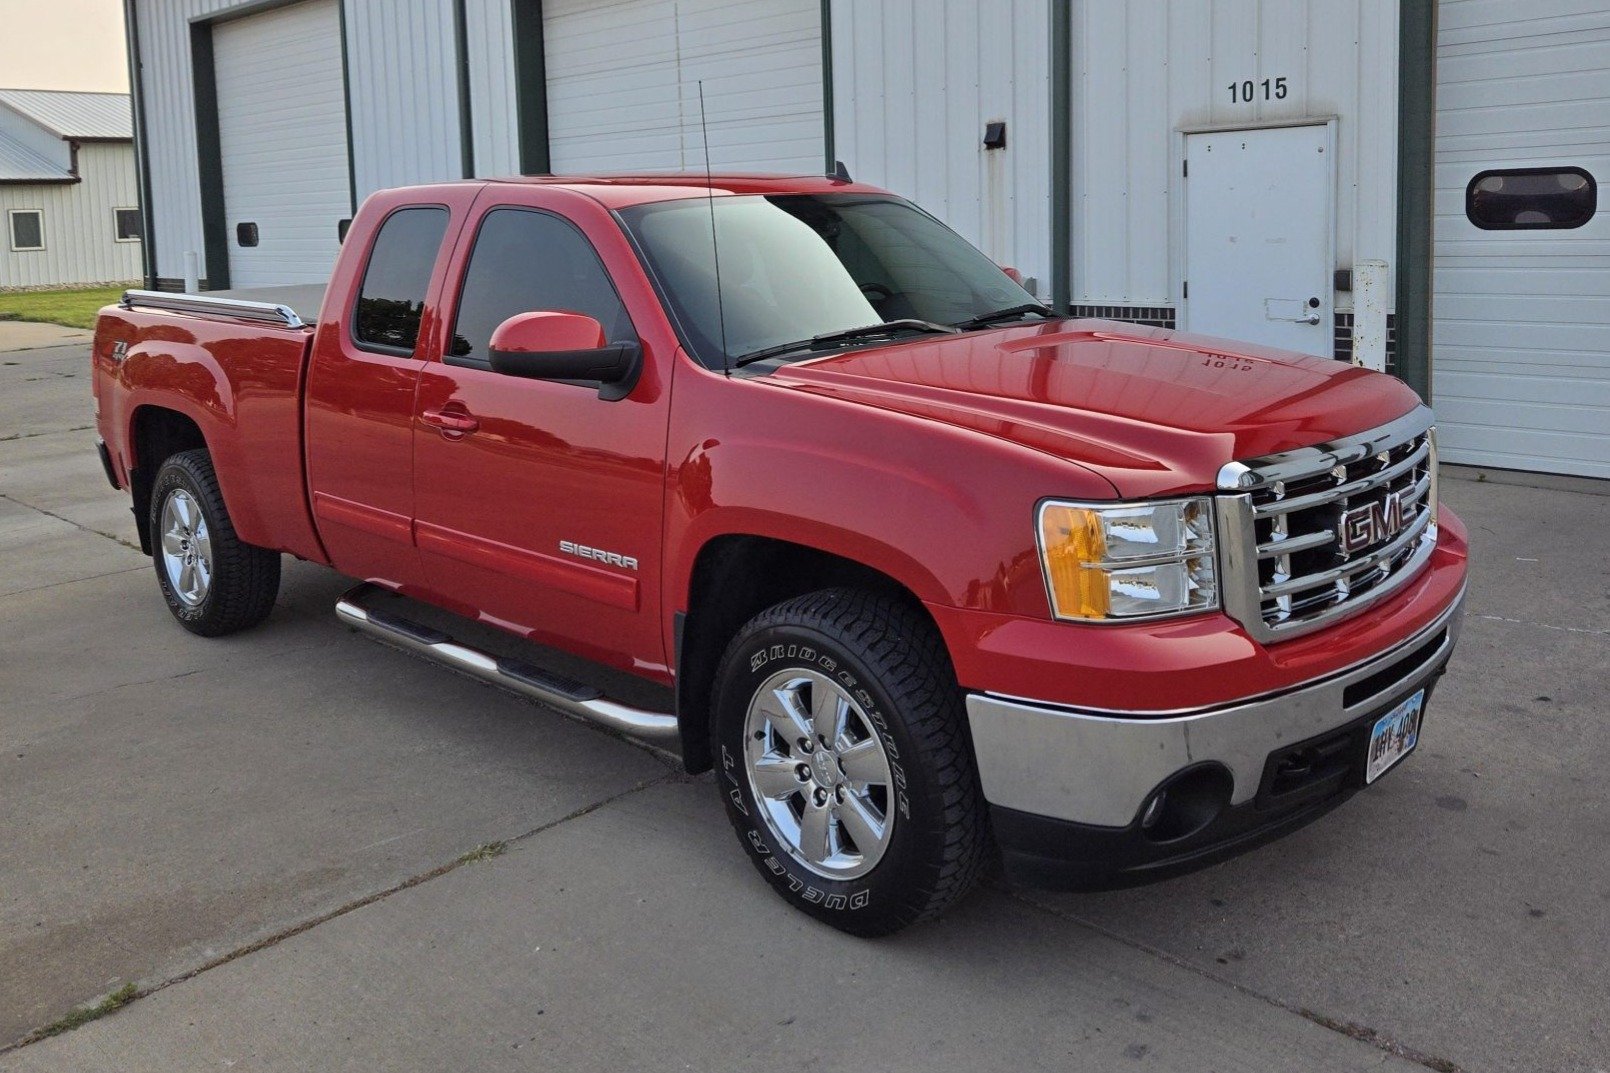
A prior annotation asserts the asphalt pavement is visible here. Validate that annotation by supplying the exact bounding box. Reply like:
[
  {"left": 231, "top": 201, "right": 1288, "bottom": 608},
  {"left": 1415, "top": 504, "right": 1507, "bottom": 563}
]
[{"left": 1, "top": 339, "right": 1605, "bottom": 1072}]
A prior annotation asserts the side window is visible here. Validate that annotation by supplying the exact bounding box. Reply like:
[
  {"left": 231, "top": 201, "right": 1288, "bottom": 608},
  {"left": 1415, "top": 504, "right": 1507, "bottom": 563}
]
[
  {"left": 113, "top": 208, "right": 143, "bottom": 242},
  {"left": 1466, "top": 167, "right": 1597, "bottom": 230},
  {"left": 353, "top": 206, "right": 449, "bottom": 353},
  {"left": 9, "top": 209, "right": 44, "bottom": 251},
  {"left": 447, "top": 208, "right": 632, "bottom": 368}
]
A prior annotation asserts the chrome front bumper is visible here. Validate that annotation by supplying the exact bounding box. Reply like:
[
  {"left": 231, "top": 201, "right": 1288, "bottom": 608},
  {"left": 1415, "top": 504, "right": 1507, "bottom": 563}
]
[{"left": 965, "top": 589, "right": 1466, "bottom": 829}]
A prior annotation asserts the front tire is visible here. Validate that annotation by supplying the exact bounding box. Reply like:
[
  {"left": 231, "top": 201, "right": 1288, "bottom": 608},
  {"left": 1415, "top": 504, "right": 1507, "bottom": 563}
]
[
  {"left": 150, "top": 449, "right": 280, "bottom": 636},
  {"left": 712, "top": 588, "right": 987, "bottom": 936}
]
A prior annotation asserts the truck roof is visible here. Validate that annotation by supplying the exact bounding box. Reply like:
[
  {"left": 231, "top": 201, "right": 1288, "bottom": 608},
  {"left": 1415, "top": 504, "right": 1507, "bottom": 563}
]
[{"left": 480, "top": 171, "right": 888, "bottom": 208}]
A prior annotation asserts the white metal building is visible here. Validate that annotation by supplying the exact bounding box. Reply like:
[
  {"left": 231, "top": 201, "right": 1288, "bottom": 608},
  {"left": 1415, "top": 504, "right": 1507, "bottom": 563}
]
[
  {"left": 0, "top": 90, "right": 141, "bottom": 290},
  {"left": 124, "top": 0, "right": 1607, "bottom": 478}
]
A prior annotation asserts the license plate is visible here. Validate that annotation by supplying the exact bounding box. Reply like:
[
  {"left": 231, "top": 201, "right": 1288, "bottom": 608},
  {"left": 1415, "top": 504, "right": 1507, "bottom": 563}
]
[{"left": 1365, "top": 689, "right": 1425, "bottom": 784}]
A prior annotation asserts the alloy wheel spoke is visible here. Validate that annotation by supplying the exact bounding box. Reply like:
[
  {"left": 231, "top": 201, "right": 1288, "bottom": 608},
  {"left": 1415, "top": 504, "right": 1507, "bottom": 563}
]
[
  {"left": 178, "top": 560, "right": 196, "bottom": 596},
  {"left": 836, "top": 737, "right": 888, "bottom": 789},
  {"left": 751, "top": 755, "right": 802, "bottom": 800},
  {"left": 161, "top": 527, "right": 186, "bottom": 557},
  {"left": 835, "top": 792, "right": 885, "bottom": 854},
  {"left": 797, "top": 802, "right": 833, "bottom": 864},
  {"left": 193, "top": 557, "right": 212, "bottom": 593},
  {"left": 767, "top": 684, "right": 815, "bottom": 743},
  {"left": 172, "top": 493, "right": 194, "bottom": 532},
  {"left": 811, "top": 685, "right": 847, "bottom": 745}
]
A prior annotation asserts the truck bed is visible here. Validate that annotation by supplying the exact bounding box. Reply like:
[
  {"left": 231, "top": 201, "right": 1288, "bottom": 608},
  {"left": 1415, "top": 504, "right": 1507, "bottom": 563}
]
[{"left": 92, "top": 291, "right": 326, "bottom": 563}]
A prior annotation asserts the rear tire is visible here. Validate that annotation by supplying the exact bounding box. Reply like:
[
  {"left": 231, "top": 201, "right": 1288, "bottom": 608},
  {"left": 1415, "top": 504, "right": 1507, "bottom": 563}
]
[
  {"left": 712, "top": 588, "right": 987, "bottom": 936},
  {"left": 150, "top": 449, "right": 280, "bottom": 637}
]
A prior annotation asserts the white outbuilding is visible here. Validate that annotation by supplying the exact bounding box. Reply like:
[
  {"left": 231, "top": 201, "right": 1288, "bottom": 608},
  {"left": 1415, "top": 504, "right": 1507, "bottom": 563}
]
[
  {"left": 123, "top": 0, "right": 1608, "bottom": 478},
  {"left": 0, "top": 89, "right": 141, "bottom": 290}
]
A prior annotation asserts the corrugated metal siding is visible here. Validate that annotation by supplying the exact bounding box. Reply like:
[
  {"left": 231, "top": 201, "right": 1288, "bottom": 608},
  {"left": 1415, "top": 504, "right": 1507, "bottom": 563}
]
[
  {"left": 830, "top": 0, "right": 1052, "bottom": 295},
  {"left": 0, "top": 100, "right": 74, "bottom": 171},
  {"left": 0, "top": 132, "right": 73, "bottom": 182},
  {"left": 1, "top": 143, "right": 143, "bottom": 289},
  {"left": 136, "top": 0, "right": 479, "bottom": 285},
  {"left": 1432, "top": 0, "right": 1610, "bottom": 478},
  {"left": 544, "top": 0, "right": 824, "bottom": 173},
  {"left": 214, "top": 0, "right": 350, "bottom": 287},
  {"left": 465, "top": 0, "right": 521, "bottom": 177},
  {"left": 0, "top": 90, "right": 132, "bottom": 140},
  {"left": 345, "top": 0, "right": 464, "bottom": 192},
  {"left": 1069, "top": 0, "right": 1399, "bottom": 309},
  {"left": 134, "top": 0, "right": 252, "bottom": 284}
]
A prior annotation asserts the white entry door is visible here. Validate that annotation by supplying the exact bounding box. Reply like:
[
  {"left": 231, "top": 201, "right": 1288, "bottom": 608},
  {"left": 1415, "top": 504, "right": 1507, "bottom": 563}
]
[
  {"left": 1183, "top": 124, "right": 1335, "bottom": 357},
  {"left": 213, "top": 0, "right": 351, "bottom": 288}
]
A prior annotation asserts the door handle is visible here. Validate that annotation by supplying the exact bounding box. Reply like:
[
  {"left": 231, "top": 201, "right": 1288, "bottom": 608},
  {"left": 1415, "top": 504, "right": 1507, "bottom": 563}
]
[{"left": 421, "top": 408, "right": 480, "bottom": 436}]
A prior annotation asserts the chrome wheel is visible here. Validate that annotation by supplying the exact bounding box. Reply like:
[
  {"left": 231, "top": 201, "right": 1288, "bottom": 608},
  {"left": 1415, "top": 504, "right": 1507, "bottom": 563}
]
[
  {"left": 159, "top": 488, "right": 212, "bottom": 607},
  {"left": 743, "top": 667, "right": 895, "bottom": 880}
]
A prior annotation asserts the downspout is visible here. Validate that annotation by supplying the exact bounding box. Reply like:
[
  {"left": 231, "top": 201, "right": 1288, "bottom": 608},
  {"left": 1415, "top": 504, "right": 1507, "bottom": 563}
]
[
  {"left": 511, "top": 0, "right": 551, "bottom": 175},
  {"left": 338, "top": 0, "right": 358, "bottom": 212},
  {"left": 454, "top": 0, "right": 476, "bottom": 179},
  {"left": 1049, "top": 0, "right": 1071, "bottom": 313},
  {"left": 1394, "top": 0, "right": 1437, "bottom": 400},
  {"left": 820, "top": 0, "right": 835, "bottom": 174},
  {"left": 123, "top": 0, "right": 157, "bottom": 288}
]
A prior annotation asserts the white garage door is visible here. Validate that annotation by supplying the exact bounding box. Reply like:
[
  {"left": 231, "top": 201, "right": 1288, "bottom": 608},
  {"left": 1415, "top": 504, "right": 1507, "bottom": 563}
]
[
  {"left": 543, "top": 0, "right": 824, "bottom": 173},
  {"left": 214, "top": 0, "right": 352, "bottom": 288},
  {"left": 1434, "top": 1, "right": 1610, "bottom": 478}
]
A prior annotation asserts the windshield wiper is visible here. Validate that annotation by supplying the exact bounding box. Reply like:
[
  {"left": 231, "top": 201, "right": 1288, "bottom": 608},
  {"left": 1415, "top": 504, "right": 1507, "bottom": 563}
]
[
  {"left": 951, "top": 302, "right": 1058, "bottom": 331},
  {"left": 732, "top": 319, "right": 959, "bottom": 368}
]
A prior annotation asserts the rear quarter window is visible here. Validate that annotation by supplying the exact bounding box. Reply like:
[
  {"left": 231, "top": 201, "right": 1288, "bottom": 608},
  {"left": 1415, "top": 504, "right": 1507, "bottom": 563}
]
[{"left": 352, "top": 206, "right": 450, "bottom": 353}]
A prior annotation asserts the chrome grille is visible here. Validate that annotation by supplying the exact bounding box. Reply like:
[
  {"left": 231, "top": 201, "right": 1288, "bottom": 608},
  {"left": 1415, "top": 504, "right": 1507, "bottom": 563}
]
[{"left": 1215, "top": 406, "right": 1439, "bottom": 642}]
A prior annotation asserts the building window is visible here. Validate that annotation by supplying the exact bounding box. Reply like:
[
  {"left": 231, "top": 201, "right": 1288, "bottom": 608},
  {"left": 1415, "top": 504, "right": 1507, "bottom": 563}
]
[
  {"left": 8, "top": 210, "right": 44, "bottom": 251},
  {"left": 1466, "top": 167, "right": 1597, "bottom": 230},
  {"left": 352, "top": 206, "right": 450, "bottom": 354},
  {"left": 114, "top": 208, "right": 143, "bottom": 242}
]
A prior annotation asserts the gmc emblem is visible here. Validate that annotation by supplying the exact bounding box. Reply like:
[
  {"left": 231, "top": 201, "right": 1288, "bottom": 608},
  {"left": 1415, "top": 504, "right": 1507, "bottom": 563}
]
[{"left": 1339, "top": 491, "right": 1406, "bottom": 556}]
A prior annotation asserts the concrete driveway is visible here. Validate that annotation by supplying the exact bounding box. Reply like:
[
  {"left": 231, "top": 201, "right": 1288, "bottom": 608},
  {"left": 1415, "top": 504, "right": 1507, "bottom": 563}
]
[{"left": 1, "top": 340, "right": 1605, "bottom": 1073}]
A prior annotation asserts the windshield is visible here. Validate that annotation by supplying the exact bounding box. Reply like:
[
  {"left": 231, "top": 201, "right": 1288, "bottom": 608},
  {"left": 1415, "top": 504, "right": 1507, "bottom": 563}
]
[{"left": 619, "top": 193, "right": 1046, "bottom": 369}]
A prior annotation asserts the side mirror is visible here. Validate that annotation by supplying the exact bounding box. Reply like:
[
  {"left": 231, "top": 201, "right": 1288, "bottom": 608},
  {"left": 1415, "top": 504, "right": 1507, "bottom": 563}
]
[
  {"left": 998, "top": 265, "right": 1024, "bottom": 284},
  {"left": 487, "top": 311, "right": 641, "bottom": 401}
]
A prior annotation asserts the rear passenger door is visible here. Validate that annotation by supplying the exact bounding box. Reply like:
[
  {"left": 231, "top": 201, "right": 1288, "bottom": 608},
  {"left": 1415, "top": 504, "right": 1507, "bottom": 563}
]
[
  {"left": 410, "top": 200, "right": 672, "bottom": 676},
  {"left": 304, "top": 188, "right": 476, "bottom": 589}
]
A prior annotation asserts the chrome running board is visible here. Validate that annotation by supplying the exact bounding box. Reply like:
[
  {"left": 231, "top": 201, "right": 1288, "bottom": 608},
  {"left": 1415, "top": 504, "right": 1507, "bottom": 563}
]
[{"left": 335, "top": 583, "right": 680, "bottom": 746}]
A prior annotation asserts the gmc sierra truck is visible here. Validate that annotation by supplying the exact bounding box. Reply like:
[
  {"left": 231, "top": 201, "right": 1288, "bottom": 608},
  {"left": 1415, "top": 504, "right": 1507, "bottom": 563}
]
[{"left": 91, "top": 174, "right": 1467, "bottom": 936}]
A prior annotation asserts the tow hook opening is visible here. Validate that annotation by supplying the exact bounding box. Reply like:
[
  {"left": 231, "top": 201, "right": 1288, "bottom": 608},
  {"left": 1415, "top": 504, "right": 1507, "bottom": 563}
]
[{"left": 1138, "top": 764, "right": 1234, "bottom": 844}]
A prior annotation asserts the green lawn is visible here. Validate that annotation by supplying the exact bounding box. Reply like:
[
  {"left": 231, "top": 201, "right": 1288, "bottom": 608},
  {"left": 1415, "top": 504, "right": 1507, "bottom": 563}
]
[{"left": 0, "top": 286, "right": 127, "bottom": 330}]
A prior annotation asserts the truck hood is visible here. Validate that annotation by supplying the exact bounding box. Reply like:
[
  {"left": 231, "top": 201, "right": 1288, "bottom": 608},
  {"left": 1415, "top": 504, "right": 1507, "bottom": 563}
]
[{"left": 763, "top": 320, "right": 1424, "bottom": 497}]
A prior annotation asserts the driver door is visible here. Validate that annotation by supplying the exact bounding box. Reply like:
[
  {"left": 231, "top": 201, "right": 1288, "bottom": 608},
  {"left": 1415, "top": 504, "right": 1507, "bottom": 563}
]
[{"left": 410, "top": 201, "right": 670, "bottom": 676}]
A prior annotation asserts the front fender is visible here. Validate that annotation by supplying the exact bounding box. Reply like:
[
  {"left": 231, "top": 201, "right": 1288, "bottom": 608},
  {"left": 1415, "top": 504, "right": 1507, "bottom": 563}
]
[{"left": 664, "top": 366, "right": 1117, "bottom": 619}]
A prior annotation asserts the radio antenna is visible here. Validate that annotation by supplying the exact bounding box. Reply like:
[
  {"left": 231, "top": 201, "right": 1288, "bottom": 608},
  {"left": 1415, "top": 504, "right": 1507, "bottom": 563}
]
[{"left": 698, "top": 81, "right": 730, "bottom": 377}]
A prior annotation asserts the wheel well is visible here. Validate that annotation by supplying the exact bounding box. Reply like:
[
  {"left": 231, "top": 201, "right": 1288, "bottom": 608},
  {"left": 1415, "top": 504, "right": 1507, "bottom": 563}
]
[
  {"left": 129, "top": 406, "right": 207, "bottom": 554},
  {"left": 676, "top": 535, "right": 935, "bottom": 774}
]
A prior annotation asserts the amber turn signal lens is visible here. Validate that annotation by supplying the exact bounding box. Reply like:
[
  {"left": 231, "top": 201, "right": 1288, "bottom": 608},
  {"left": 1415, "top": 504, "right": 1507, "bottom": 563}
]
[{"left": 1038, "top": 504, "right": 1111, "bottom": 619}]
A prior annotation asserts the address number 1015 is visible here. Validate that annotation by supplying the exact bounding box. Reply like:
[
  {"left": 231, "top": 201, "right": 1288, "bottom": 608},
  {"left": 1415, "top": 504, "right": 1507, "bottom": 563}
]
[{"left": 1228, "top": 77, "right": 1289, "bottom": 103}]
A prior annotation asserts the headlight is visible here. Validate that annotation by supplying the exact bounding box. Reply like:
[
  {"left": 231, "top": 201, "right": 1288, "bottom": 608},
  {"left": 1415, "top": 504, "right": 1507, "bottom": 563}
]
[{"left": 1036, "top": 498, "right": 1219, "bottom": 621}]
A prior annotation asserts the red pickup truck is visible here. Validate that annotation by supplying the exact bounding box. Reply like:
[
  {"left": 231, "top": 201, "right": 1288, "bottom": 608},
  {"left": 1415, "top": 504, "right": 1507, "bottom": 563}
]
[{"left": 92, "top": 174, "right": 1467, "bottom": 936}]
